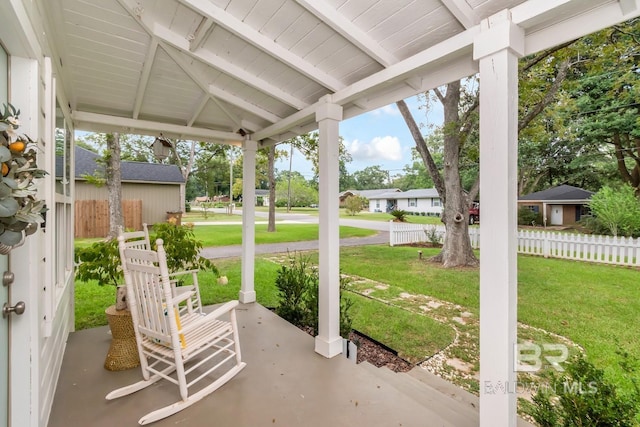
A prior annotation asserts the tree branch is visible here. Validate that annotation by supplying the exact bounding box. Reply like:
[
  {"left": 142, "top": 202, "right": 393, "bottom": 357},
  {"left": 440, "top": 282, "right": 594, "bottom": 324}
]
[
  {"left": 396, "top": 99, "right": 446, "bottom": 200},
  {"left": 519, "top": 58, "right": 571, "bottom": 132}
]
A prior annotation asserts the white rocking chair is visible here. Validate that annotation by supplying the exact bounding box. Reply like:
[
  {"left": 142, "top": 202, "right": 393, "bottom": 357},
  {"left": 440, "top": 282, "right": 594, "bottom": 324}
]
[
  {"left": 120, "top": 224, "right": 204, "bottom": 316},
  {"left": 106, "top": 237, "right": 246, "bottom": 425}
]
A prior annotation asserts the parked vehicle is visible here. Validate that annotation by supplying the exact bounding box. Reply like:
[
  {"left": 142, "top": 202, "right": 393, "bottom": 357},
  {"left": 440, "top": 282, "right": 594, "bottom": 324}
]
[{"left": 469, "top": 202, "right": 480, "bottom": 225}]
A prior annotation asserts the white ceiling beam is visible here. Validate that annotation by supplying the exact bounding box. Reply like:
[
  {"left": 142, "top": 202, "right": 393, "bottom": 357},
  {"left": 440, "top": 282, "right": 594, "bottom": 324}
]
[
  {"left": 253, "top": 28, "right": 479, "bottom": 141},
  {"left": 178, "top": 0, "right": 346, "bottom": 91},
  {"left": 187, "top": 94, "right": 209, "bottom": 127},
  {"left": 160, "top": 43, "right": 245, "bottom": 126},
  {"left": 133, "top": 39, "right": 158, "bottom": 119},
  {"left": 294, "top": 0, "right": 397, "bottom": 67},
  {"left": 116, "top": 0, "right": 307, "bottom": 110},
  {"left": 440, "top": 0, "right": 478, "bottom": 29},
  {"left": 189, "top": 16, "right": 215, "bottom": 51},
  {"left": 514, "top": 0, "right": 640, "bottom": 55},
  {"left": 153, "top": 23, "right": 307, "bottom": 110},
  {"left": 161, "top": 43, "right": 281, "bottom": 123},
  {"left": 207, "top": 83, "right": 281, "bottom": 124},
  {"left": 72, "top": 111, "right": 239, "bottom": 142}
]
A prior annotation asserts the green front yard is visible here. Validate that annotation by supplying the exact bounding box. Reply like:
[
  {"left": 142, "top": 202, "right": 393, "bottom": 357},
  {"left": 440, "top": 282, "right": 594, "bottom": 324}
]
[{"left": 75, "top": 241, "right": 639, "bottom": 401}]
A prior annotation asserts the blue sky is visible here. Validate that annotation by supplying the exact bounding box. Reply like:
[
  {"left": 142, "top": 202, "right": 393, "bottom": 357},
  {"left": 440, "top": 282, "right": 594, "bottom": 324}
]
[{"left": 275, "top": 94, "right": 444, "bottom": 180}]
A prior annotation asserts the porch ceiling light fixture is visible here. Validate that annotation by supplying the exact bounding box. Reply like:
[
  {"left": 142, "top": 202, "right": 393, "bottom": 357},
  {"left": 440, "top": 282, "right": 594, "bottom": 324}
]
[{"left": 152, "top": 133, "right": 173, "bottom": 161}]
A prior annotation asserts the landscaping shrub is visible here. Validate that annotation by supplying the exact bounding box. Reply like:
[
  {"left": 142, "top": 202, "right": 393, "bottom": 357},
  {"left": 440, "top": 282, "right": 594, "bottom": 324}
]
[
  {"left": 423, "top": 226, "right": 442, "bottom": 246},
  {"left": 275, "top": 251, "right": 353, "bottom": 338},
  {"left": 518, "top": 206, "right": 542, "bottom": 226},
  {"left": 587, "top": 184, "right": 640, "bottom": 237},
  {"left": 523, "top": 354, "right": 639, "bottom": 427},
  {"left": 344, "top": 195, "right": 367, "bottom": 216},
  {"left": 390, "top": 209, "right": 408, "bottom": 222}
]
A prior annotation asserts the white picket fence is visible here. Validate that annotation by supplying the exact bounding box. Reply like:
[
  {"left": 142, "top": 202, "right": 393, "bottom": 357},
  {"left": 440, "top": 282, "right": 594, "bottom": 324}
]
[{"left": 388, "top": 221, "right": 640, "bottom": 267}]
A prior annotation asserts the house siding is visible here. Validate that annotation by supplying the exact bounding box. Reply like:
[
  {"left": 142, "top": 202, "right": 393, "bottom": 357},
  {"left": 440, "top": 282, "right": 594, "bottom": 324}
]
[
  {"left": 76, "top": 181, "right": 181, "bottom": 225},
  {"left": 38, "top": 280, "right": 73, "bottom": 426}
]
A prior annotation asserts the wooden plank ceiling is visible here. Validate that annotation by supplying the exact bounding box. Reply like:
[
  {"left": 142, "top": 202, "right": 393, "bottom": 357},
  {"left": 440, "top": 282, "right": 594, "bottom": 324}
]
[{"left": 42, "top": 0, "right": 637, "bottom": 145}]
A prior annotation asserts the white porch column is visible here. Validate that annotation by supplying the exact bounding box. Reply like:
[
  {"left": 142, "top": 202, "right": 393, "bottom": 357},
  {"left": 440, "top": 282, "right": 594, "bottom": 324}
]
[
  {"left": 239, "top": 138, "right": 257, "bottom": 303},
  {"left": 315, "top": 96, "right": 343, "bottom": 358},
  {"left": 473, "top": 10, "right": 524, "bottom": 427}
]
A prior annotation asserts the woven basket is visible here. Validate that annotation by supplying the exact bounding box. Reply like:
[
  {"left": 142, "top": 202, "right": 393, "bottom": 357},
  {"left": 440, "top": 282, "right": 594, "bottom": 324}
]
[{"left": 104, "top": 305, "right": 140, "bottom": 371}]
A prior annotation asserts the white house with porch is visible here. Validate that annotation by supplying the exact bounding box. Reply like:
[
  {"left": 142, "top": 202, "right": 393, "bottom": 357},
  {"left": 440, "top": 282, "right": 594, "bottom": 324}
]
[{"left": 1, "top": 1, "right": 639, "bottom": 427}]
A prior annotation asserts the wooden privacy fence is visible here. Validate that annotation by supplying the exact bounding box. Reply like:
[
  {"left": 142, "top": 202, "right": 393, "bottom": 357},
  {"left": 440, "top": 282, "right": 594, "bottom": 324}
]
[
  {"left": 389, "top": 221, "right": 640, "bottom": 267},
  {"left": 75, "top": 200, "right": 142, "bottom": 238}
]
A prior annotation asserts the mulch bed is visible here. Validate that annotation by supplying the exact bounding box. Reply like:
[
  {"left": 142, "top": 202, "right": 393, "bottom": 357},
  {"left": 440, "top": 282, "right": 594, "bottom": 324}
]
[
  {"left": 348, "top": 330, "right": 413, "bottom": 373},
  {"left": 292, "top": 316, "right": 414, "bottom": 373}
]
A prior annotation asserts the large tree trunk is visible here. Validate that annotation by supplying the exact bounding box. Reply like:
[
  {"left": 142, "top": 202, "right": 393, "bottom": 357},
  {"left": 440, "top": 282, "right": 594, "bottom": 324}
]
[
  {"left": 267, "top": 144, "right": 276, "bottom": 232},
  {"left": 106, "top": 132, "right": 124, "bottom": 239},
  {"left": 431, "top": 82, "right": 478, "bottom": 267},
  {"left": 397, "top": 84, "right": 478, "bottom": 268}
]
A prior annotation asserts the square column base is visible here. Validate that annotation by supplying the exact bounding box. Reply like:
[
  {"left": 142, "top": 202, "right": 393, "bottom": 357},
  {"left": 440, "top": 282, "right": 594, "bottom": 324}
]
[
  {"left": 314, "top": 335, "right": 343, "bottom": 358},
  {"left": 239, "top": 290, "right": 256, "bottom": 304}
]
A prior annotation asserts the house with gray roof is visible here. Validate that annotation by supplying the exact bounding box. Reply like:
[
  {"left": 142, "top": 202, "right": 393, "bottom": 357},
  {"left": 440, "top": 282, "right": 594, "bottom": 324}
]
[
  {"left": 518, "top": 184, "right": 593, "bottom": 226},
  {"left": 365, "top": 188, "right": 443, "bottom": 215},
  {"left": 70, "top": 146, "right": 185, "bottom": 234}
]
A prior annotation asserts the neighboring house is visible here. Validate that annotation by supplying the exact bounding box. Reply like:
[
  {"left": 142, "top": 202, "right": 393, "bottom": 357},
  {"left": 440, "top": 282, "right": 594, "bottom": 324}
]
[
  {"left": 518, "top": 184, "right": 593, "bottom": 226},
  {"left": 369, "top": 188, "right": 442, "bottom": 216},
  {"left": 390, "top": 188, "right": 443, "bottom": 215},
  {"left": 255, "top": 189, "right": 270, "bottom": 206},
  {"left": 72, "top": 146, "right": 185, "bottom": 227},
  {"left": 367, "top": 188, "right": 443, "bottom": 215},
  {"left": 339, "top": 188, "right": 400, "bottom": 210}
]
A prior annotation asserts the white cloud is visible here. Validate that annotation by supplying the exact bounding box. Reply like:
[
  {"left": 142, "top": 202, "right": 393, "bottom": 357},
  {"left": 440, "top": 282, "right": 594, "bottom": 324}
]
[
  {"left": 370, "top": 104, "right": 400, "bottom": 116},
  {"left": 346, "top": 136, "right": 402, "bottom": 162}
]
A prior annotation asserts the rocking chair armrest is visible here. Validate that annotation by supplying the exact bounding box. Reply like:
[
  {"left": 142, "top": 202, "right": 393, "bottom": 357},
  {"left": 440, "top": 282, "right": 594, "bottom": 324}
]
[
  {"left": 167, "top": 269, "right": 199, "bottom": 279},
  {"left": 170, "top": 289, "right": 196, "bottom": 306},
  {"left": 180, "top": 300, "right": 240, "bottom": 333}
]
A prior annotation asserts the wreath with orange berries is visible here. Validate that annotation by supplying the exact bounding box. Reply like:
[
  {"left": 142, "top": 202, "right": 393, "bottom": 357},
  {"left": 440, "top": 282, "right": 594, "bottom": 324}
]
[{"left": 0, "top": 103, "right": 47, "bottom": 248}]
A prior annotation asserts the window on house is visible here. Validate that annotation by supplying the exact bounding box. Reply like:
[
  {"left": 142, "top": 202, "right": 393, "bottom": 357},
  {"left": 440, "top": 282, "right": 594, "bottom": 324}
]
[
  {"left": 408, "top": 198, "right": 417, "bottom": 207},
  {"left": 432, "top": 198, "right": 441, "bottom": 207}
]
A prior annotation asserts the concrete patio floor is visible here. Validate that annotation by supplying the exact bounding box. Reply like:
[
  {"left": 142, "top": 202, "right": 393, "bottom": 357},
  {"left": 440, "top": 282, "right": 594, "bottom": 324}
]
[{"left": 48, "top": 302, "right": 533, "bottom": 427}]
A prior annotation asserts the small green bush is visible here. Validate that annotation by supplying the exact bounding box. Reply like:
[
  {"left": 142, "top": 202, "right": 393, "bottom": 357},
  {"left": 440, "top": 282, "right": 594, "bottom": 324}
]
[
  {"left": 423, "top": 226, "right": 441, "bottom": 246},
  {"left": 518, "top": 206, "right": 542, "bottom": 226},
  {"left": 391, "top": 209, "right": 408, "bottom": 222},
  {"left": 344, "top": 195, "right": 367, "bottom": 216},
  {"left": 523, "top": 354, "right": 639, "bottom": 427},
  {"left": 275, "top": 252, "right": 353, "bottom": 338}
]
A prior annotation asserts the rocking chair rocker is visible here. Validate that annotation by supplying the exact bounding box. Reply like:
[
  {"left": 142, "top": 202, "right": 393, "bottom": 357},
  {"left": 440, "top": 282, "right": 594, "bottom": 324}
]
[{"left": 106, "top": 236, "right": 246, "bottom": 425}]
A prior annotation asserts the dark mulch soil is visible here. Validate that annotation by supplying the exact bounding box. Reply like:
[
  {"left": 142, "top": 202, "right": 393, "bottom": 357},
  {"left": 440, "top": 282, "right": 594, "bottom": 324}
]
[
  {"left": 297, "top": 325, "right": 413, "bottom": 372},
  {"left": 348, "top": 331, "right": 413, "bottom": 373}
]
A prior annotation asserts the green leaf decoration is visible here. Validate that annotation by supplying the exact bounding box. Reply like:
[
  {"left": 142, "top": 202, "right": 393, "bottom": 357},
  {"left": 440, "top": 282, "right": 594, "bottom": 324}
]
[
  {"left": 0, "top": 146, "right": 11, "bottom": 162},
  {"left": 0, "top": 183, "right": 11, "bottom": 198},
  {"left": 1, "top": 178, "right": 17, "bottom": 189},
  {"left": 0, "top": 229, "right": 23, "bottom": 246},
  {"left": 0, "top": 197, "right": 19, "bottom": 218}
]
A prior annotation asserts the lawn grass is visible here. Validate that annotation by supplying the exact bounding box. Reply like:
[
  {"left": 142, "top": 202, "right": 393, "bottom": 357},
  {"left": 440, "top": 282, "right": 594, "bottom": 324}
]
[
  {"left": 74, "top": 224, "right": 376, "bottom": 250},
  {"left": 336, "top": 245, "right": 640, "bottom": 393},
  {"left": 192, "top": 224, "right": 375, "bottom": 246}
]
